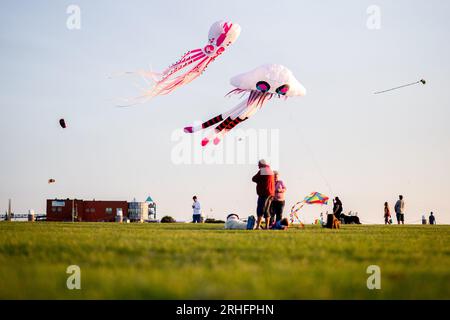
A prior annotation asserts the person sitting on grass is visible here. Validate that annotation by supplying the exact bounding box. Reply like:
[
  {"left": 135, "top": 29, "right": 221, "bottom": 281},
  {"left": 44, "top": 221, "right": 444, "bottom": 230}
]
[
  {"left": 224, "top": 214, "right": 255, "bottom": 230},
  {"left": 269, "top": 217, "right": 289, "bottom": 230}
]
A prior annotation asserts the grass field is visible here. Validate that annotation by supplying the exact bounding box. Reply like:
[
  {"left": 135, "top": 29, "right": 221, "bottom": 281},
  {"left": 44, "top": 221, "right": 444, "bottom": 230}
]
[{"left": 0, "top": 222, "right": 449, "bottom": 299}]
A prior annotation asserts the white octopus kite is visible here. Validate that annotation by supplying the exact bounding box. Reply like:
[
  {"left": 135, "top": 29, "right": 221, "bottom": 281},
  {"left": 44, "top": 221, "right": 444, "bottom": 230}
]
[
  {"left": 122, "top": 20, "right": 241, "bottom": 105},
  {"left": 184, "top": 64, "right": 306, "bottom": 146}
]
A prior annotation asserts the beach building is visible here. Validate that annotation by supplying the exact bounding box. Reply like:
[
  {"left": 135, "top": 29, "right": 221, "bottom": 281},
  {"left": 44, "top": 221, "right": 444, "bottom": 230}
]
[
  {"left": 128, "top": 200, "right": 149, "bottom": 222},
  {"left": 46, "top": 199, "right": 129, "bottom": 222}
]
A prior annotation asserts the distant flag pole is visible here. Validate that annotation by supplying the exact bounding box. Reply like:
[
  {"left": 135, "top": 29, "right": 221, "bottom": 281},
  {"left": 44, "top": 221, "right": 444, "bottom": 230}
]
[
  {"left": 7, "top": 199, "right": 12, "bottom": 221},
  {"left": 374, "top": 79, "right": 426, "bottom": 95}
]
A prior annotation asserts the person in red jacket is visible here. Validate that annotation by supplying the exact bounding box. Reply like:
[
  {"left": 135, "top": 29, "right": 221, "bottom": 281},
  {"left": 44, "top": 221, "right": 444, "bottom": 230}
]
[{"left": 252, "top": 159, "right": 275, "bottom": 229}]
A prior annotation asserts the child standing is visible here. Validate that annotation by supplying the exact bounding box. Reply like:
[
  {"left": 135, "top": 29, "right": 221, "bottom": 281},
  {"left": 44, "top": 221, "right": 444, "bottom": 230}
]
[{"left": 384, "top": 202, "right": 391, "bottom": 224}]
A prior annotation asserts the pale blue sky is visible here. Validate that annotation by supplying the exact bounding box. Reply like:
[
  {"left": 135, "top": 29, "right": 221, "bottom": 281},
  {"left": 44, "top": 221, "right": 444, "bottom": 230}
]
[{"left": 1, "top": 0, "right": 449, "bottom": 223}]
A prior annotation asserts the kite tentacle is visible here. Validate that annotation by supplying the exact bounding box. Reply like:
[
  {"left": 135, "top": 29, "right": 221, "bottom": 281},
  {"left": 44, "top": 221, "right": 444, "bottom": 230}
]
[
  {"left": 153, "top": 56, "right": 210, "bottom": 96},
  {"left": 225, "top": 88, "right": 249, "bottom": 97},
  {"left": 186, "top": 89, "right": 274, "bottom": 146},
  {"left": 161, "top": 49, "right": 203, "bottom": 76},
  {"left": 211, "top": 117, "right": 249, "bottom": 145},
  {"left": 160, "top": 53, "right": 208, "bottom": 81},
  {"left": 201, "top": 117, "right": 233, "bottom": 146},
  {"left": 113, "top": 54, "right": 209, "bottom": 106},
  {"left": 183, "top": 100, "right": 246, "bottom": 134},
  {"left": 184, "top": 114, "right": 224, "bottom": 134},
  {"left": 207, "top": 99, "right": 258, "bottom": 146}
]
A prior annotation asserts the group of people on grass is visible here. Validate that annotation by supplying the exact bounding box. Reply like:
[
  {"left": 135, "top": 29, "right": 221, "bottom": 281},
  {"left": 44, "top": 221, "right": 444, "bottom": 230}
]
[
  {"left": 383, "top": 195, "right": 437, "bottom": 225},
  {"left": 250, "top": 159, "right": 289, "bottom": 230},
  {"left": 204, "top": 159, "right": 345, "bottom": 230},
  {"left": 421, "top": 212, "right": 436, "bottom": 225},
  {"left": 193, "top": 161, "right": 438, "bottom": 228},
  {"left": 191, "top": 159, "right": 288, "bottom": 230},
  {"left": 384, "top": 195, "right": 406, "bottom": 225},
  {"left": 221, "top": 159, "right": 289, "bottom": 230}
]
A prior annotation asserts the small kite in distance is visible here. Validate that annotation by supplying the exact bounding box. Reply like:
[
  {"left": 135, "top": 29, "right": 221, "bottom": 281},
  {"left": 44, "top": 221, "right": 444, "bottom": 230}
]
[
  {"left": 59, "top": 119, "right": 66, "bottom": 129},
  {"left": 48, "top": 179, "right": 56, "bottom": 184},
  {"left": 374, "top": 79, "right": 426, "bottom": 95}
]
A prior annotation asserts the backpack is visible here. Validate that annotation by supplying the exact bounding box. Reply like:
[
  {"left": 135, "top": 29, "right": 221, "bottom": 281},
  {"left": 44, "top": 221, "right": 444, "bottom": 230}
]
[
  {"left": 246, "top": 215, "right": 256, "bottom": 230},
  {"left": 394, "top": 201, "right": 400, "bottom": 213}
]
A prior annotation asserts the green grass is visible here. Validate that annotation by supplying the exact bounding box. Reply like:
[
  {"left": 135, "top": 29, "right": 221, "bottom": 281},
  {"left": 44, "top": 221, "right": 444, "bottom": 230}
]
[{"left": 0, "top": 222, "right": 449, "bottom": 299}]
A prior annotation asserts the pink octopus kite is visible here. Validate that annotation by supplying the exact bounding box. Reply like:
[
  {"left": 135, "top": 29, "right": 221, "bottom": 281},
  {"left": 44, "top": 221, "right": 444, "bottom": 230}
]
[
  {"left": 184, "top": 64, "right": 306, "bottom": 146},
  {"left": 122, "top": 20, "right": 241, "bottom": 105}
]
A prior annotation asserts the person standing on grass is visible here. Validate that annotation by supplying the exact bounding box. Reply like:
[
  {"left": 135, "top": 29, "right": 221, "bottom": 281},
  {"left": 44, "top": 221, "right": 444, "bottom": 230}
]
[
  {"left": 192, "top": 196, "right": 201, "bottom": 223},
  {"left": 333, "top": 197, "right": 343, "bottom": 220},
  {"left": 270, "top": 171, "right": 286, "bottom": 225},
  {"left": 384, "top": 202, "right": 391, "bottom": 224},
  {"left": 252, "top": 159, "right": 275, "bottom": 230},
  {"left": 429, "top": 212, "right": 436, "bottom": 225},
  {"left": 394, "top": 195, "right": 405, "bottom": 224}
]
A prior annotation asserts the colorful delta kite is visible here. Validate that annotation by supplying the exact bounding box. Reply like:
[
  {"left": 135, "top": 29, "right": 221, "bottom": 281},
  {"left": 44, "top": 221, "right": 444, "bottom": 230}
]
[
  {"left": 290, "top": 192, "right": 329, "bottom": 226},
  {"left": 184, "top": 64, "right": 306, "bottom": 146},
  {"left": 121, "top": 20, "right": 241, "bottom": 105},
  {"left": 304, "top": 192, "right": 329, "bottom": 205}
]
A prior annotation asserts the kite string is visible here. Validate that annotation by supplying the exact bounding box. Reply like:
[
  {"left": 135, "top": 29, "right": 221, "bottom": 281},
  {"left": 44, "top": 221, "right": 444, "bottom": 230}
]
[
  {"left": 374, "top": 81, "right": 420, "bottom": 94},
  {"left": 296, "top": 125, "right": 334, "bottom": 198}
]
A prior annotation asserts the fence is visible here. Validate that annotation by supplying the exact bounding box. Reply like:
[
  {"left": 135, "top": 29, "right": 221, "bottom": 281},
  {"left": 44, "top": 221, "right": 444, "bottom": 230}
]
[{"left": 0, "top": 214, "right": 46, "bottom": 221}]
